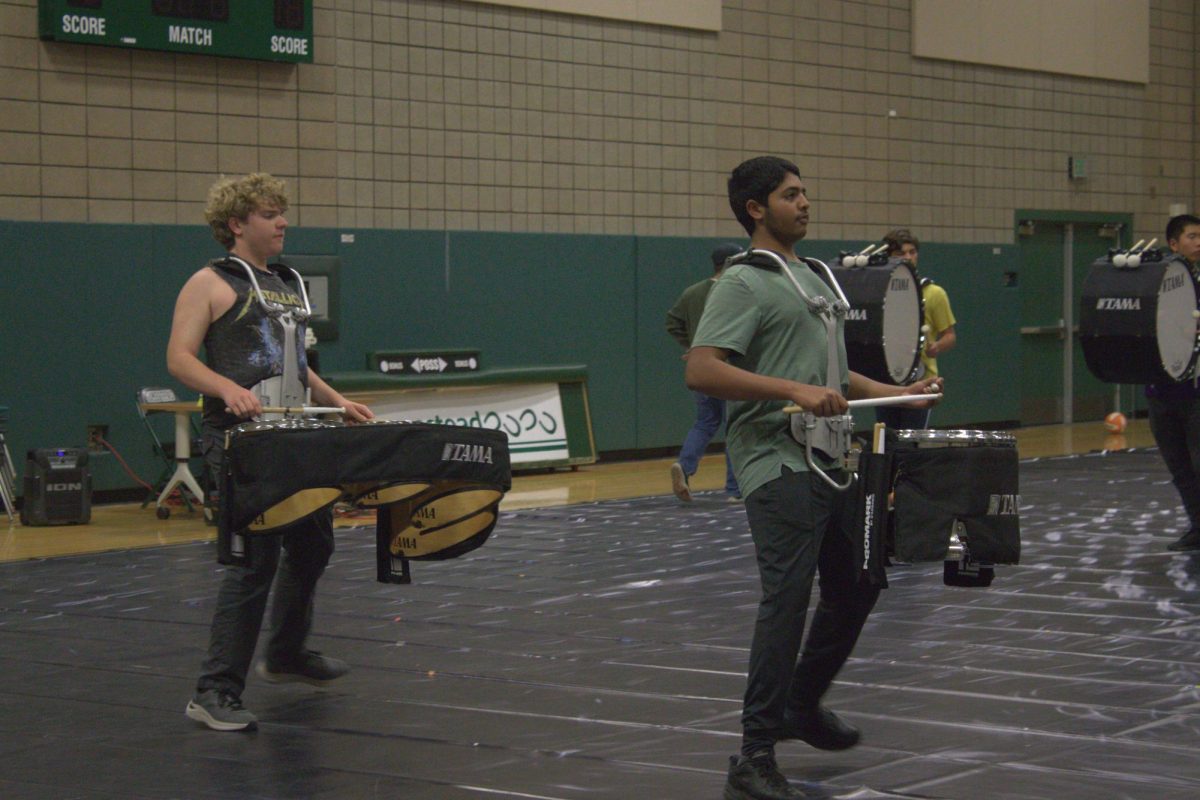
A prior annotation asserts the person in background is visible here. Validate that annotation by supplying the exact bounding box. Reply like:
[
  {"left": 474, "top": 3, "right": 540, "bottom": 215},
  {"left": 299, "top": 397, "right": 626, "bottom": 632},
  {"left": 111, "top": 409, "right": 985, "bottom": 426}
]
[
  {"left": 1146, "top": 214, "right": 1200, "bottom": 552},
  {"left": 877, "top": 228, "right": 956, "bottom": 430},
  {"left": 667, "top": 242, "right": 744, "bottom": 502}
]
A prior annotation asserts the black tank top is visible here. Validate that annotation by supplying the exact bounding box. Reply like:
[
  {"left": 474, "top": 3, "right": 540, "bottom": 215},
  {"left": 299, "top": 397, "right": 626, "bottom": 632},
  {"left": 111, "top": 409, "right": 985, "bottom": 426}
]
[{"left": 202, "top": 258, "right": 310, "bottom": 430}]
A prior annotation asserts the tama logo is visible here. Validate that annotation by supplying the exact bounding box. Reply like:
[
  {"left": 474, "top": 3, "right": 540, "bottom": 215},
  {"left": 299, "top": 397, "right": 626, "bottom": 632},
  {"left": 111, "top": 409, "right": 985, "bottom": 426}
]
[
  {"left": 1096, "top": 297, "right": 1140, "bottom": 310},
  {"left": 47, "top": 482, "right": 83, "bottom": 492},
  {"left": 846, "top": 308, "right": 868, "bottom": 321},
  {"left": 987, "top": 494, "right": 1020, "bottom": 515},
  {"left": 441, "top": 442, "right": 494, "bottom": 464}
]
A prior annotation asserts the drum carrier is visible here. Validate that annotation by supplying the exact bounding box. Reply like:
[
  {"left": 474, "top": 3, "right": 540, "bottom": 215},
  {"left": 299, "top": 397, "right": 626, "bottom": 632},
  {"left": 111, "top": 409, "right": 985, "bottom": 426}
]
[
  {"left": 728, "top": 248, "right": 858, "bottom": 491},
  {"left": 220, "top": 255, "right": 315, "bottom": 417}
]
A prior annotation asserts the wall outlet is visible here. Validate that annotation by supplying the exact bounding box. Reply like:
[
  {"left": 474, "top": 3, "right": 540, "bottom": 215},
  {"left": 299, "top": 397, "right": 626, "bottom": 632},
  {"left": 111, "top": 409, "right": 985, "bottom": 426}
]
[{"left": 86, "top": 424, "right": 108, "bottom": 452}]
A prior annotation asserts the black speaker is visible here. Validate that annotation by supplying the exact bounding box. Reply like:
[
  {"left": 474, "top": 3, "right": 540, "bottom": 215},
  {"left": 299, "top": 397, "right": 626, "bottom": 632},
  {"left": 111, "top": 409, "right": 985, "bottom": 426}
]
[{"left": 21, "top": 448, "right": 92, "bottom": 526}]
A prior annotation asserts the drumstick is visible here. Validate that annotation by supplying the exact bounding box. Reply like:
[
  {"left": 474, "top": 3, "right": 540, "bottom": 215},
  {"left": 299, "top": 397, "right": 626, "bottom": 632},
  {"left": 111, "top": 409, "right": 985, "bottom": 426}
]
[
  {"left": 260, "top": 405, "right": 346, "bottom": 415},
  {"left": 782, "top": 394, "right": 942, "bottom": 414},
  {"left": 873, "top": 422, "right": 886, "bottom": 454}
]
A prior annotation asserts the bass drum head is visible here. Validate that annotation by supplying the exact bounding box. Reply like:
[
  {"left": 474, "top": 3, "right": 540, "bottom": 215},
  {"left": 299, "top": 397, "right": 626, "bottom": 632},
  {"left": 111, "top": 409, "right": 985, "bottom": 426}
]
[
  {"left": 1156, "top": 259, "right": 1200, "bottom": 380},
  {"left": 881, "top": 264, "right": 923, "bottom": 383}
]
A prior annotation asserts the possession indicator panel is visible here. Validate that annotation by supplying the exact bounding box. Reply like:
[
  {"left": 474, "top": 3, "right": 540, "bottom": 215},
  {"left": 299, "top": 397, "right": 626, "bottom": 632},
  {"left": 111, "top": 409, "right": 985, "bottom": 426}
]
[{"left": 38, "top": 1, "right": 314, "bottom": 64}]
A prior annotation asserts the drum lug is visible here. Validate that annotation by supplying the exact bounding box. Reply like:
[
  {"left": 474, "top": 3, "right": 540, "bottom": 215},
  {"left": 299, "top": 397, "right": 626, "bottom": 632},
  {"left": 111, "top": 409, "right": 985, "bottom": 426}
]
[
  {"left": 944, "top": 521, "right": 995, "bottom": 587},
  {"left": 945, "top": 519, "right": 966, "bottom": 560}
]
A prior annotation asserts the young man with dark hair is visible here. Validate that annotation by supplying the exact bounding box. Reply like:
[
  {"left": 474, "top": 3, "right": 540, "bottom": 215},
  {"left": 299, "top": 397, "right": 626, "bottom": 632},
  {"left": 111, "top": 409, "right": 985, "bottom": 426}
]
[
  {"left": 667, "top": 242, "right": 744, "bottom": 502},
  {"left": 169, "top": 173, "right": 373, "bottom": 731},
  {"left": 687, "top": 156, "right": 942, "bottom": 799},
  {"left": 878, "top": 228, "right": 956, "bottom": 429},
  {"left": 1146, "top": 213, "right": 1200, "bottom": 552}
]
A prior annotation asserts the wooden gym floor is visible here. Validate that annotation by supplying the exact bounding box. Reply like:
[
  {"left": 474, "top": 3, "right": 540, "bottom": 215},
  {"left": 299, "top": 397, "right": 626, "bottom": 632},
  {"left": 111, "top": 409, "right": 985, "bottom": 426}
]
[{"left": 0, "top": 420, "right": 1156, "bottom": 563}]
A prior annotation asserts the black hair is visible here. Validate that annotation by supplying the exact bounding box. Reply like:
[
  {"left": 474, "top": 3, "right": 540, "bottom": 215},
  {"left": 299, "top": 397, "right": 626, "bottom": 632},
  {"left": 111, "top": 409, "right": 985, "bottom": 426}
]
[
  {"left": 727, "top": 156, "right": 801, "bottom": 236},
  {"left": 710, "top": 242, "right": 743, "bottom": 271},
  {"left": 1166, "top": 214, "right": 1200, "bottom": 244},
  {"left": 883, "top": 228, "right": 919, "bottom": 254}
]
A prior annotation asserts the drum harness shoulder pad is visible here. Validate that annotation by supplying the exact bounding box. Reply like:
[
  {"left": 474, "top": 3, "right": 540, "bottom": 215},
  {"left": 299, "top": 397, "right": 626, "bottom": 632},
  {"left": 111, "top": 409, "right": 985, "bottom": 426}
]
[{"left": 727, "top": 248, "right": 856, "bottom": 491}]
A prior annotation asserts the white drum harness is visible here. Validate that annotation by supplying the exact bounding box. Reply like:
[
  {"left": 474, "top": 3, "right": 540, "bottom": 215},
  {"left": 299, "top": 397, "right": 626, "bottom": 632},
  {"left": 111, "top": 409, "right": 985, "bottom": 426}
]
[
  {"left": 732, "top": 249, "right": 857, "bottom": 491},
  {"left": 223, "top": 256, "right": 321, "bottom": 420}
]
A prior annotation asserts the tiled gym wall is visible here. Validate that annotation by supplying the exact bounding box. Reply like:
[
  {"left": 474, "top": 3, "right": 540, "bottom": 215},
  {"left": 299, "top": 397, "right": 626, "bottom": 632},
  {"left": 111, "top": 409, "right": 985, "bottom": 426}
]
[{"left": 0, "top": 0, "right": 1195, "bottom": 243}]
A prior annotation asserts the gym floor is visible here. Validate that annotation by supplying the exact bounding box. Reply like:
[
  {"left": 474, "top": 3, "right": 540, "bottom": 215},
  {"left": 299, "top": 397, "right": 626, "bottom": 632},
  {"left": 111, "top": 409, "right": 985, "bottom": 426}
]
[{"left": 3, "top": 420, "right": 1197, "bottom": 799}]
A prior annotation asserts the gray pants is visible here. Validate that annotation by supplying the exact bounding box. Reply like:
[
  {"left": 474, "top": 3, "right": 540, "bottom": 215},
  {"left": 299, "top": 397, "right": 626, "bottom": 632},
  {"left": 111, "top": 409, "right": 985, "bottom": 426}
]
[
  {"left": 739, "top": 467, "right": 880, "bottom": 755},
  {"left": 195, "top": 431, "right": 335, "bottom": 697}
]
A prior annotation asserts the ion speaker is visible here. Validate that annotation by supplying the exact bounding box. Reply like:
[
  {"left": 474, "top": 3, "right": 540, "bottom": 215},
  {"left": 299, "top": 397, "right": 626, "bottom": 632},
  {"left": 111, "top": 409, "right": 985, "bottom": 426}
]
[{"left": 21, "top": 448, "right": 92, "bottom": 526}]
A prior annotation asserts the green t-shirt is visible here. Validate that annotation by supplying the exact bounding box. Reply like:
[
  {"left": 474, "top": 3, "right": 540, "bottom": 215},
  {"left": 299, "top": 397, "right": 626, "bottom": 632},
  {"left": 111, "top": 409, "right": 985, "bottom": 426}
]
[{"left": 691, "top": 258, "right": 849, "bottom": 499}]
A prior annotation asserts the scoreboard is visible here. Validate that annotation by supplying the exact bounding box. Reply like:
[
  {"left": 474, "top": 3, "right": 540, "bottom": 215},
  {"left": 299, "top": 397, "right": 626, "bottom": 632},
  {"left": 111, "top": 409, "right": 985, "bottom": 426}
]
[{"left": 38, "top": 1, "right": 314, "bottom": 64}]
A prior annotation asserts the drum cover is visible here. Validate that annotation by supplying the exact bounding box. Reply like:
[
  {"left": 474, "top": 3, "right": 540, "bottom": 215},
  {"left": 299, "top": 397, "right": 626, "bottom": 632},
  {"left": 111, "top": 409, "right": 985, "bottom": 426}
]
[
  {"left": 1080, "top": 255, "right": 1200, "bottom": 384},
  {"left": 889, "top": 430, "right": 1020, "bottom": 565},
  {"left": 834, "top": 260, "right": 924, "bottom": 384}
]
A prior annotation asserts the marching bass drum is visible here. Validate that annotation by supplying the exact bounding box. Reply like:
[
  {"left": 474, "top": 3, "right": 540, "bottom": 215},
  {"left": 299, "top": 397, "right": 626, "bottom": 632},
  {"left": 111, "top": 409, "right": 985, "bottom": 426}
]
[
  {"left": 833, "top": 258, "right": 925, "bottom": 385},
  {"left": 1079, "top": 252, "right": 1200, "bottom": 384}
]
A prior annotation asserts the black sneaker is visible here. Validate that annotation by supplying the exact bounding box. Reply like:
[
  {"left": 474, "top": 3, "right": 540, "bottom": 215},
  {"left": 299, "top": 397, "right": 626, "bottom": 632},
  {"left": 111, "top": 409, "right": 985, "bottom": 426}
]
[
  {"left": 256, "top": 651, "right": 349, "bottom": 686},
  {"left": 1167, "top": 529, "right": 1200, "bottom": 552},
  {"left": 185, "top": 690, "right": 257, "bottom": 731},
  {"left": 724, "top": 751, "right": 804, "bottom": 800},
  {"left": 781, "top": 706, "right": 860, "bottom": 750}
]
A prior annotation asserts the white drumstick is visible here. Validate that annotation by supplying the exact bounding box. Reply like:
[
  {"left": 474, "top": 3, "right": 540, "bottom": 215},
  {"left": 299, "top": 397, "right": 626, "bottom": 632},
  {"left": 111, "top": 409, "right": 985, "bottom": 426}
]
[
  {"left": 261, "top": 405, "right": 346, "bottom": 415},
  {"left": 782, "top": 394, "right": 942, "bottom": 414}
]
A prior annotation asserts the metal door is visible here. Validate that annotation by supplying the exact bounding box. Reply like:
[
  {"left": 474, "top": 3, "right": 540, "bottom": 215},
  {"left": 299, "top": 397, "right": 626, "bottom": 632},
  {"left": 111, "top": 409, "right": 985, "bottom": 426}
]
[{"left": 1018, "top": 220, "right": 1120, "bottom": 424}]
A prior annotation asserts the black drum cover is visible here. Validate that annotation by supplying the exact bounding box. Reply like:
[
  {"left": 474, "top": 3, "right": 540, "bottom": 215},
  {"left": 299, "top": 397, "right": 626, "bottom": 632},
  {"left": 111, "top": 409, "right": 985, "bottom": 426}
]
[
  {"left": 1079, "top": 253, "right": 1200, "bottom": 384},
  {"left": 888, "top": 431, "right": 1020, "bottom": 566},
  {"left": 833, "top": 259, "right": 924, "bottom": 384}
]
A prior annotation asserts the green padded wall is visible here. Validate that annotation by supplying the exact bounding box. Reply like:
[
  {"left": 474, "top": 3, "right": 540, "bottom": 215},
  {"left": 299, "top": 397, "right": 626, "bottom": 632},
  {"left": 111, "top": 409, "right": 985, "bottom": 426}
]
[{"left": 0, "top": 221, "right": 1020, "bottom": 494}]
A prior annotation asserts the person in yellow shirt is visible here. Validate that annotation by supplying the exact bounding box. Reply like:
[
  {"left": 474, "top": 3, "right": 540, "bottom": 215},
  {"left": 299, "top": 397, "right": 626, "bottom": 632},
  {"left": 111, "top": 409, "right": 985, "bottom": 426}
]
[{"left": 877, "top": 229, "right": 956, "bottom": 429}]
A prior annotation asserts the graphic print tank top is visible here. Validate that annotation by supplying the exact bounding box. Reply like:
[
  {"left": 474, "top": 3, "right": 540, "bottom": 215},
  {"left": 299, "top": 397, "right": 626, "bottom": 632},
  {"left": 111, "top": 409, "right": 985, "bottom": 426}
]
[{"left": 202, "top": 258, "right": 310, "bottom": 430}]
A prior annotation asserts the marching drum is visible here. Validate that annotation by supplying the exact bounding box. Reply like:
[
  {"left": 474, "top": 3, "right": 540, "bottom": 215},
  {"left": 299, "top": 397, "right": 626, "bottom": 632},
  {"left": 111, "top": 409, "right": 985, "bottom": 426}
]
[
  {"left": 833, "top": 257, "right": 925, "bottom": 384},
  {"left": 218, "top": 418, "right": 512, "bottom": 583},
  {"left": 1080, "top": 251, "right": 1200, "bottom": 384},
  {"left": 884, "top": 429, "right": 1020, "bottom": 587}
]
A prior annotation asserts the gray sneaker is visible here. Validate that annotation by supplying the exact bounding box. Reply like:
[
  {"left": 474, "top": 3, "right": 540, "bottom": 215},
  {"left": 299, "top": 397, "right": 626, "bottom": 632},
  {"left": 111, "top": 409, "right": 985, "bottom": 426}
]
[
  {"left": 670, "top": 462, "right": 693, "bottom": 502},
  {"left": 256, "top": 651, "right": 349, "bottom": 686},
  {"left": 185, "top": 690, "right": 257, "bottom": 731}
]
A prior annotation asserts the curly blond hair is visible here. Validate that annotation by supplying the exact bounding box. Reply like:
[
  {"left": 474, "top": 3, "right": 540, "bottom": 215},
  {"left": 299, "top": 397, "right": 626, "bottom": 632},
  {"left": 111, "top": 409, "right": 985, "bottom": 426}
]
[{"left": 204, "top": 173, "right": 289, "bottom": 249}]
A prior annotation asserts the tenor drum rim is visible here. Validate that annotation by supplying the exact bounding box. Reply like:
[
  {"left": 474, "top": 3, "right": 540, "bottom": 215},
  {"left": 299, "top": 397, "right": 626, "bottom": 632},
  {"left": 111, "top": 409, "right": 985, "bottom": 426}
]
[{"left": 892, "top": 428, "right": 1017, "bottom": 447}]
